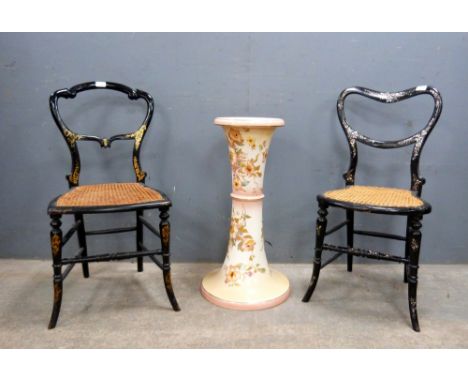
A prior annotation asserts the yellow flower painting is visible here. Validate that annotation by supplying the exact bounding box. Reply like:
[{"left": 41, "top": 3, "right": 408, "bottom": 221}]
[
  {"left": 225, "top": 127, "right": 268, "bottom": 193},
  {"left": 224, "top": 262, "right": 267, "bottom": 287},
  {"left": 229, "top": 209, "right": 256, "bottom": 252}
]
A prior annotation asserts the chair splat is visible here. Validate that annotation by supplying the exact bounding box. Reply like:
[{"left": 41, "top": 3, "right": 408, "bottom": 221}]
[
  {"left": 49, "top": 81, "right": 154, "bottom": 186},
  {"left": 337, "top": 85, "right": 442, "bottom": 195}
]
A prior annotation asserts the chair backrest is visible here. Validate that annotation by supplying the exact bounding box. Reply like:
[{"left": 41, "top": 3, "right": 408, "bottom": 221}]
[
  {"left": 49, "top": 81, "right": 154, "bottom": 187},
  {"left": 337, "top": 85, "right": 442, "bottom": 196}
]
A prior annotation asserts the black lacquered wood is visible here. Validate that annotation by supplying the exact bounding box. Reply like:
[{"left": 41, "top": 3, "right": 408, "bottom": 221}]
[
  {"left": 48, "top": 215, "right": 63, "bottom": 329},
  {"left": 346, "top": 210, "right": 354, "bottom": 272},
  {"left": 353, "top": 229, "right": 406, "bottom": 241},
  {"left": 46, "top": 82, "right": 180, "bottom": 328},
  {"left": 337, "top": 85, "right": 442, "bottom": 195},
  {"left": 74, "top": 214, "right": 89, "bottom": 278},
  {"left": 85, "top": 226, "right": 137, "bottom": 236},
  {"left": 49, "top": 81, "right": 154, "bottom": 187},
  {"left": 325, "top": 220, "right": 349, "bottom": 236},
  {"left": 159, "top": 208, "right": 180, "bottom": 311},
  {"left": 138, "top": 242, "right": 163, "bottom": 270},
  {"left": 407, "top": 214, "right": 423, "bottom": 331},
  {"left": 149, "top": 255, "right": 164, "bottom": 271},
  {"left": 322, "top": 244, "right": 408, "bottom": 264},
  {"left": 62, "top": 263, "right": 76, "bottom": 281},
  {"left": 60, "top": 249, "right": 163, "bottom": 265},
  {"left": 302, "top": 203, "right": 328, "bottom": 302},
  {"left": 321, "top": 251, "right": 345, "bottom": 269},
  {"left": 138, "top": 215, "right": 161, "bottom": 237},
  {"left": 404, "top": 215, "right": 411, "bottom": 283},
  {"left": 136, "top": 210, "right": 144, "bottom": 272},
  {"left": 303, "top": 85, "right": 443, "bottom": 332},
  {"left": 61, "top": 219, "right": 81, "bottom": 246}
]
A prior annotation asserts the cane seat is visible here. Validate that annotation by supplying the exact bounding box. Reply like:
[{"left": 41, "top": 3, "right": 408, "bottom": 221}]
[
  {"left": 46, "top": 81, "right": 180, "bottom": 330},
  {"left": 321, "top": 185, "right": 428, "bottom": 212},
  {"left": 55, "top": 183, "right": 165, "bottom": 208},
  {"left": 302, "top": 85, "right": 443, "bottom": 332}
]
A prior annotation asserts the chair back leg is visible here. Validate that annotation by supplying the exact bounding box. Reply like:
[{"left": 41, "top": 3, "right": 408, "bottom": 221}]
[
  {"left": 75, "top": 213, "right": 89, "bottom": 278},
  {"left": 302, "top": 203, "right": 328, "bottom": 302},
  {"left": 136, "top": 210, "right": 144, "bottom": 272},
  {"left": 346, "top": 210, "right": 354, "bottom": 272},
  {"left": 49, "top": 214, "right": 63, "bottom": 329}
]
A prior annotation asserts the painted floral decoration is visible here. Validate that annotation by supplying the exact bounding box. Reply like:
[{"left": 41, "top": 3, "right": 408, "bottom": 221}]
[
  {"left": 224, "top": 259, "right": 266, "bottom": 287},
  {"left": 225, "top": 127, "right": 269, "bottom": 193},
  {"left": 229, "top": 209, "right": 256, "bottom": 252},
  {"left": 225, "top": 208, "right": 267, "bottom": 286}
]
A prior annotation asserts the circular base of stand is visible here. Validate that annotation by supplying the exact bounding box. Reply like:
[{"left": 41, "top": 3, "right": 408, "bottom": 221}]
[{"left": 200, "top": 268, "right": 290, "bottom": 310}]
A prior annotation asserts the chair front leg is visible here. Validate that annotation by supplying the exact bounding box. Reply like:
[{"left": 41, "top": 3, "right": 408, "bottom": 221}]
[
  {"left": 159, "top": 207, "right": 180, "bottom": 311},
  {"left": 346, "top": 210, "right": 354, "bottom": 272},
  {"left": 75, "top": 213, "right": 89, "bottom": 278},
  {"left": 302, "top": 202, "right": 328, "bottom": 302},
  {"left": 136, "top": 210, "right": 143, "bottom": 272},
  {"left": 407, "top": 213, "right": 423, "bottom": 332},
  {"left": 48, "top": 214, "right": 63, "bottom": 329},
  {"left": 404, "top": 215, "right": 410, "bottom": 283}
]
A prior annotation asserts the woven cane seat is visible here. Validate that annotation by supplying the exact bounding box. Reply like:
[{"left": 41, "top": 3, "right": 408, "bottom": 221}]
[
  {"left": 322, "top": 185, "right": 426, "bottom": 210},
  {"left": 55, "top": 183, "right": 166, "bottom": 208}
]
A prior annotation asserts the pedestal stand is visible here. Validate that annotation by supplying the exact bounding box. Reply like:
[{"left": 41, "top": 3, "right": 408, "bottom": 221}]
[{"left": 201, "top": 117, "right": 290, "bottom": 310}]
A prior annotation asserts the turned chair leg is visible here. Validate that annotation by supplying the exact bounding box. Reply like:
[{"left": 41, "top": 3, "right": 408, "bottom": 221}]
[
  {"left": 407, "top": 213, "right": 423, "bottom": 332},
  {"left": 302, "top": 203, "right": 328, "bottom": 302},
  {"left": 346, "top": 210, "right": 354, "bottom": 272},
  {"left": 75, "top": 213, "right": 89, "bottom": 278},
  {"left": 48, "top": 214, "right": 63, "bottom": 329},
  {"left": 404, "top": 215, "right": 410, "bottom": 283},
  {"left": 136, "top": 210, "right": 143, "bottom": 272},
  {"left": 159, "top": 207, "right": 180, "bottom": 311}
]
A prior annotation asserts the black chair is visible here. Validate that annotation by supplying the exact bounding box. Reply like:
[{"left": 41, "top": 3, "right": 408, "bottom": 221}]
[
  {"left": 302, "top": 85, "right": 442, "bottom": 331},
  {"left": 47, "top": 81, "right": 180, "bottom": 329}
]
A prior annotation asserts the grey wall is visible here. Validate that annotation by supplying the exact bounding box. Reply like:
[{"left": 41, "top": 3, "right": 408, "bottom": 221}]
[{"left": 0, "top": 33, "right": 467, "bottom": 263}]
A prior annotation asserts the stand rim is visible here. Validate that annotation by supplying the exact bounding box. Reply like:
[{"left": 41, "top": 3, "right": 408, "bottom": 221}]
[{"left": 214, "top": 116, "right": 285, "bottom": 128}]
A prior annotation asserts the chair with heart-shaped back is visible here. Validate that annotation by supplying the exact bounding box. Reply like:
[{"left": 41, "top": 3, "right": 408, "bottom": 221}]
[{"left": 302, "top": 85, "right": 443, "bottom": 331}]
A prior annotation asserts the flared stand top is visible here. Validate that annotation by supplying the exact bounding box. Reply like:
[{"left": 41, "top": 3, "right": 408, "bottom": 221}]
[{"left": 214, "top": 116, "right": 284, "bottom": 128}]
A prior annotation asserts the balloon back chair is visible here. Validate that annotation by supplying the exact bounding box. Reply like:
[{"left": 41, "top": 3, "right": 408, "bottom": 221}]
[
  {"left": 47, "top": 81, "right": 180, "bottom": 329},
  {"left": 302, "top": 85, "right": 442, "bottom": 331}
]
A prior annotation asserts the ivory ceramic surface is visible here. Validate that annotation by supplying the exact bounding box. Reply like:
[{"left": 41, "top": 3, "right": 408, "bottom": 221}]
[{"left": 201, "top": 117, "right": 290, "bottom": 310}]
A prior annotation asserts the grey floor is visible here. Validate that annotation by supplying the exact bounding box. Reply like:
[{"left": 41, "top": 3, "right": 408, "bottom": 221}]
[{"left": 0, "top": 259, "right": 467, "bottom": 348}]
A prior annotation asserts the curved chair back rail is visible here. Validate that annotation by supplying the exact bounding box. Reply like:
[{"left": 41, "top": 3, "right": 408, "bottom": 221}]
[
  {"left": 49, "top": 81, "right": 155, "bottom": 187},
  {"left": 337, "top": 85, "right": 443, "bottom": 196}
]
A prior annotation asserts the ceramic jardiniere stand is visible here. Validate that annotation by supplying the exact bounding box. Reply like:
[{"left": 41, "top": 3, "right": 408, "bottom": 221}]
[{"left": 201, "top": 117, "right": 290, "bottom": 310}]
